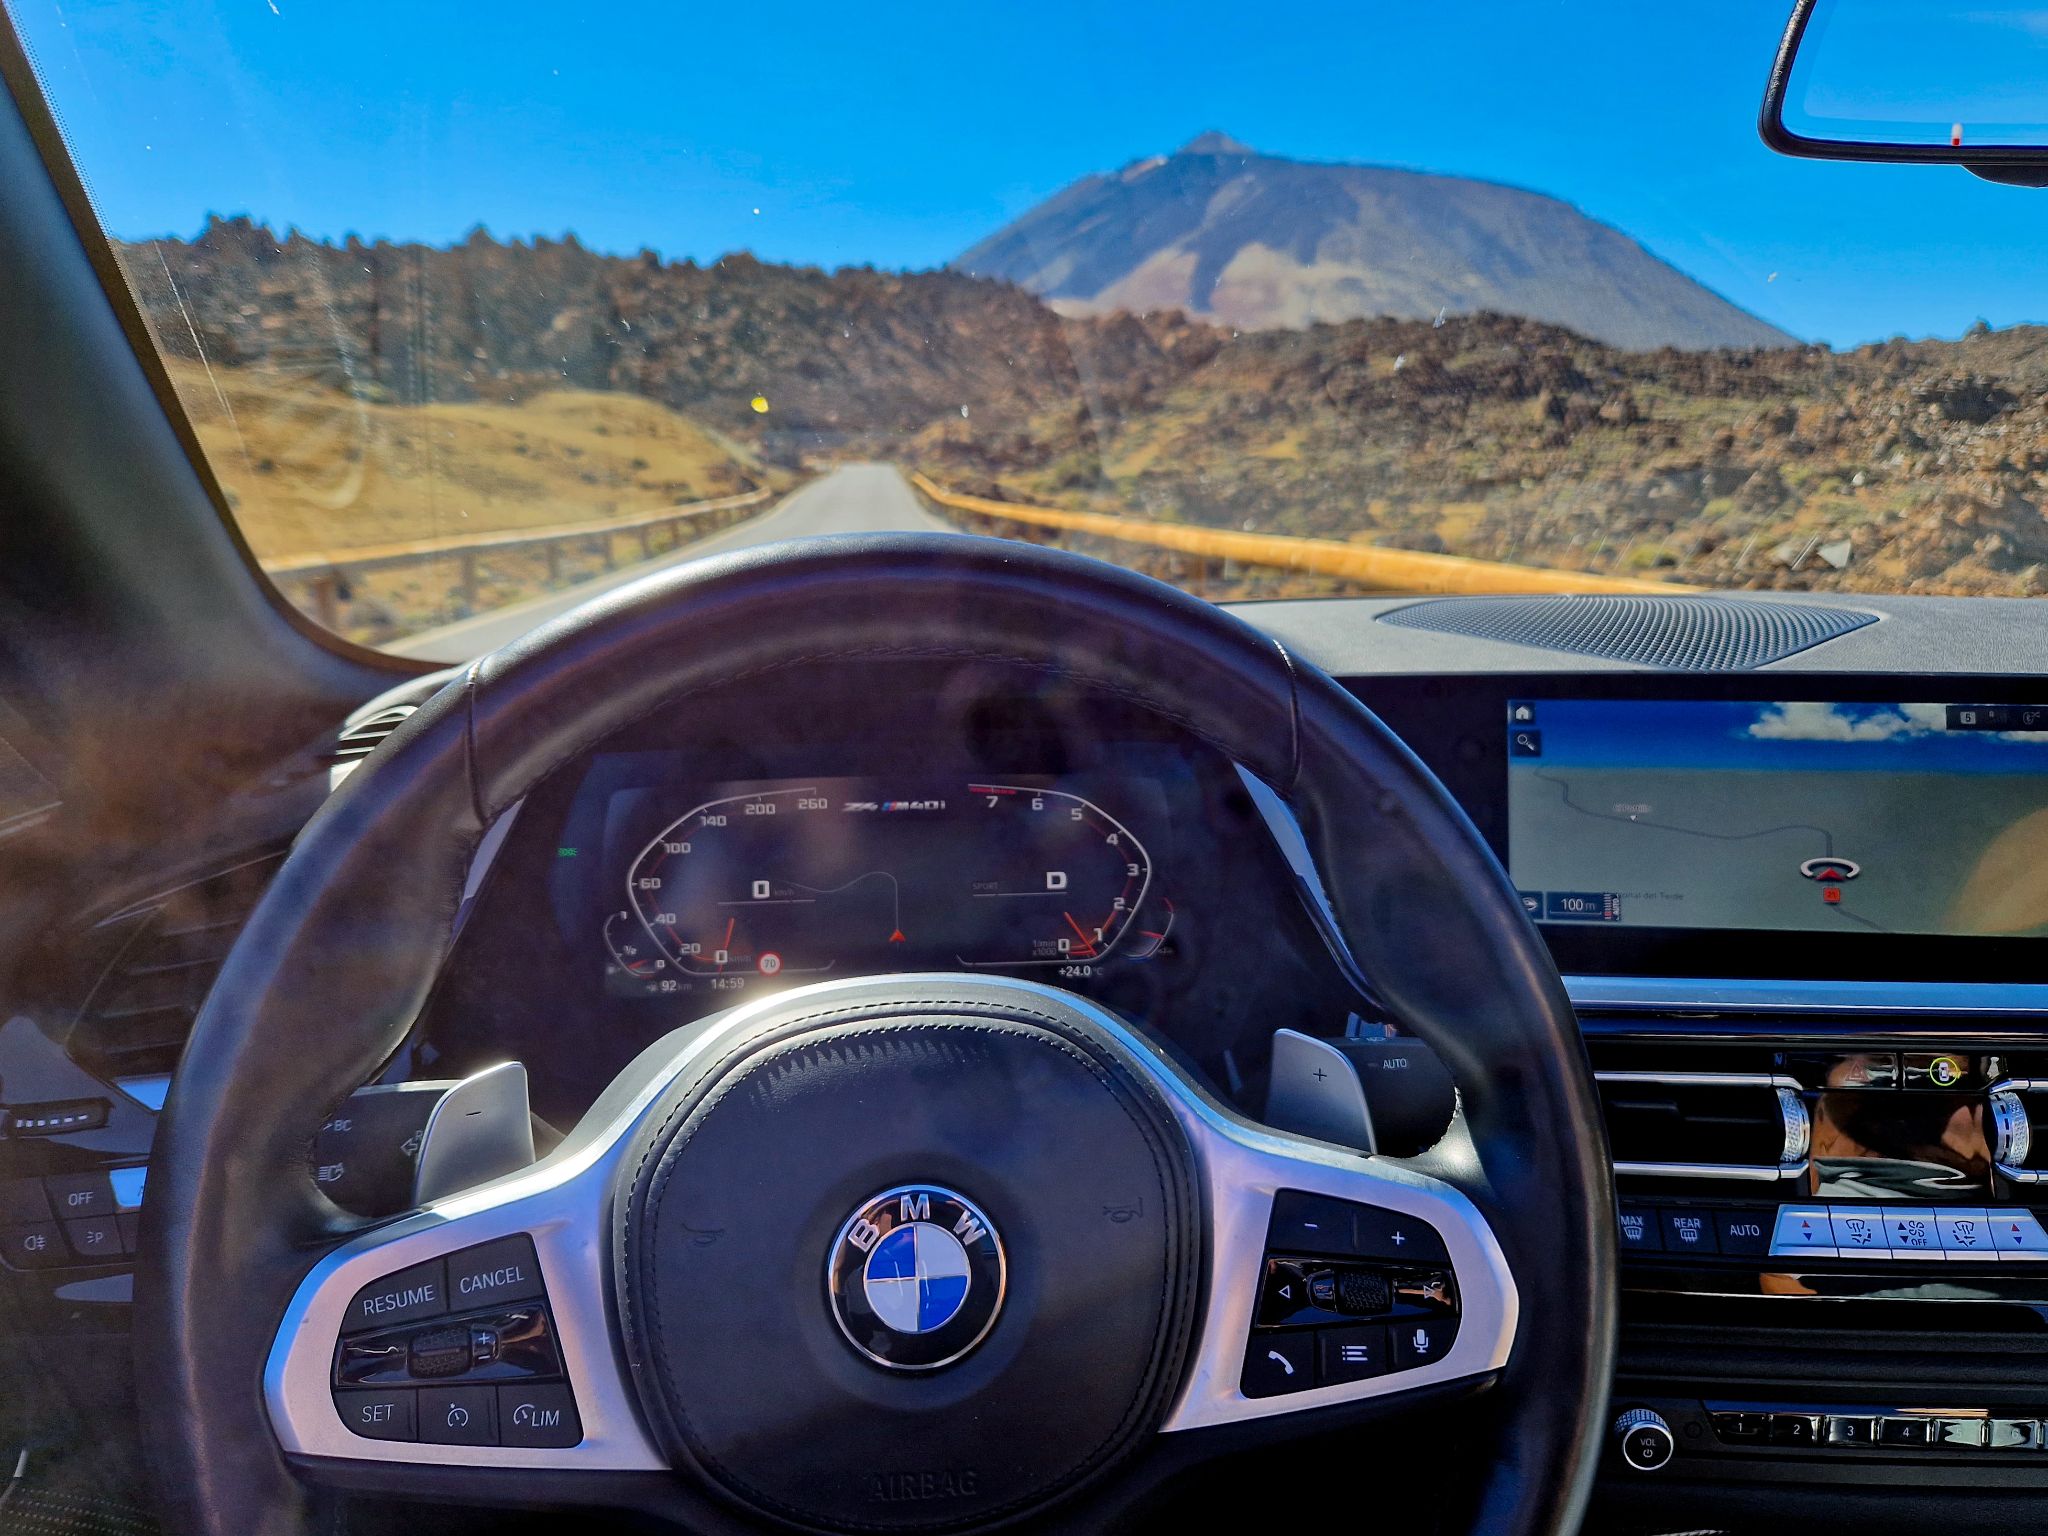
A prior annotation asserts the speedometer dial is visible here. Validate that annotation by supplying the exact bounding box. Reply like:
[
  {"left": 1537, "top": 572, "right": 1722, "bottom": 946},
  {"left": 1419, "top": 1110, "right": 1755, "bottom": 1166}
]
[{"left": 624, "top": 780, "right": 1154, "bottom": 977}]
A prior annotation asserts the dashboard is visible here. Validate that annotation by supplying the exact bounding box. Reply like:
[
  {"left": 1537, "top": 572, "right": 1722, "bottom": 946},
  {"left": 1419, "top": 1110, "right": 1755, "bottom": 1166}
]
[
  {"left": 7, "top": 587, "right": 2048, "bottom": 1529},
  {"left": 410, "top": 648, "right": 2048, "bottom": 1130},
  {"left": 415, "top": 663, "right": 1363, "bottom": 1128}
]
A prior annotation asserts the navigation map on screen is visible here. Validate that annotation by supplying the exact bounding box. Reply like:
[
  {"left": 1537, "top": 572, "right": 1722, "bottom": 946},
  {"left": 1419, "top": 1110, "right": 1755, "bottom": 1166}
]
[{"left": 1506, "top": 700, "right": 2048, "bottom": 936}]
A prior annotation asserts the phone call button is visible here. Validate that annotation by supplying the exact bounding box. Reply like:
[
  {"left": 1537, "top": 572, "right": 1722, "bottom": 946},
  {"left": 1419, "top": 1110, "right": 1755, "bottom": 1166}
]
[{"left": 1240, "top": 1332, "right": 1315, "bottom": 1398}]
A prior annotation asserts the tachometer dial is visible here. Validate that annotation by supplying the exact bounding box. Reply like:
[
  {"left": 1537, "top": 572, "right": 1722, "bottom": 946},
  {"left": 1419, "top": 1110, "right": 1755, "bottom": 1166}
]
[{"left": 958, "top": 785, "right": 1152, "bottom": 966}]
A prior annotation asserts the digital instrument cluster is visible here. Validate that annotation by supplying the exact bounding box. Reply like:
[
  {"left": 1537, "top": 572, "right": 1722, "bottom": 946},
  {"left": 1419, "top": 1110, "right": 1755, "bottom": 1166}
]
[{"left": 577, "top": 772, "right": 1177, "bottom": 1004}]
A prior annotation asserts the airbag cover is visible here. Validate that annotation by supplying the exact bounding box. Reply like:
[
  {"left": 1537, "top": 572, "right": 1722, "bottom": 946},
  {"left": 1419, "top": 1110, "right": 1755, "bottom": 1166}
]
[{"left": 614, "top": 986, "right": 1201, "bottom": 1532}]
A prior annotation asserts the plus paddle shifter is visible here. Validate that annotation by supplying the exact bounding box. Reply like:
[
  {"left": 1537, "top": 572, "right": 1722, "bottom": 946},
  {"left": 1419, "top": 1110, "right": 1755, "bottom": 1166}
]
[{"left": 1263, "top": 1028, "right": 1458, "bottom": 1156}]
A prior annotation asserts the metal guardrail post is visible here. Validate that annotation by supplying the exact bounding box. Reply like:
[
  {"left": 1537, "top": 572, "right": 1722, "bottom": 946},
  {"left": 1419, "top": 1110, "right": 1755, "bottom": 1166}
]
[{"left": 258, "top": 486, "right": 779, "bottom": 631}]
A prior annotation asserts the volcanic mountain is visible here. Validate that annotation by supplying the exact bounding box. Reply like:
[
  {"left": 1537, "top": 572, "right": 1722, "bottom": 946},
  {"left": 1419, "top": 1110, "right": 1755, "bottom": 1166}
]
[{"left": 954, "top": 133, "right": 1795, "bottom": 351}]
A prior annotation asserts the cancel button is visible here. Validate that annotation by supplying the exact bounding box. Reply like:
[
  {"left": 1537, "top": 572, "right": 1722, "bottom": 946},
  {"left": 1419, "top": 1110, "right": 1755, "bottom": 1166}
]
[{"left": 448, "top": 1234, "right": 546, "bottom": 1310}]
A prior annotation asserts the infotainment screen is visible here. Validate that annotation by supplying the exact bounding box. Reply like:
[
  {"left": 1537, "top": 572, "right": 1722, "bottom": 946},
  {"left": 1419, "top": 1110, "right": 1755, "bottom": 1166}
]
[{"left": 1506, "top": 699, "right": 2048, "bottom": 937}]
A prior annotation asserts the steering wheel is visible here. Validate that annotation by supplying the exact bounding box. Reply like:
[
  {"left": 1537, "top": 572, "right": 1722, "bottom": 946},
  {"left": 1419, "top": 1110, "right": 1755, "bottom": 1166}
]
[{"left": 135, "top": 535, "right": 1614, "bottom": 1536}]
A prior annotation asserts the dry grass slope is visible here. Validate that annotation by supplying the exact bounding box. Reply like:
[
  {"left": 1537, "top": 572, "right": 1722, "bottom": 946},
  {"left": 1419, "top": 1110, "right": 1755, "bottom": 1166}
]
[
  {"left": 168, "top": 360, "right": 770, "bottom": 559},
  {"left": 165, "top": 361, "right": 783, "bottom": 642}
]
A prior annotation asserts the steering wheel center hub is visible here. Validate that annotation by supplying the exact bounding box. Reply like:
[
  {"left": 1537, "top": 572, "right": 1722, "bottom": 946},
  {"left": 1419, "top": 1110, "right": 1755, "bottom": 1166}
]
[
  {"left": 611, "top": 979, "right": 1202, "bottom": 1531},
  {"left": 830, "top": 1184, "right": 1006, "bottom": 1369}
]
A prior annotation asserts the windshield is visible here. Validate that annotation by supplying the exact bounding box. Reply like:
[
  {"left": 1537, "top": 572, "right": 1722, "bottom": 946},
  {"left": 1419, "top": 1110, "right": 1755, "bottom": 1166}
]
[{"left": 11, "top": 0, "right": 2048, "bottom": 656}]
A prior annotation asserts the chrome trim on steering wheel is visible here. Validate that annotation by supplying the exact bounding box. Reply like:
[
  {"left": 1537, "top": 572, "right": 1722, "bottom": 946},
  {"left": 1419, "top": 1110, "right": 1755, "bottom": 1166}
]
[{"left": 265, "top": 975, "right": 1516, "bottom": 1467}]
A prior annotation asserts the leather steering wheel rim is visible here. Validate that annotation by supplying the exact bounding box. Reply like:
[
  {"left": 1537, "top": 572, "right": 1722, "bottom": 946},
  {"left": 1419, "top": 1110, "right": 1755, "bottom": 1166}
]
[{"left": 135, "top": 532, "right": 1615, "bottom": 1536}]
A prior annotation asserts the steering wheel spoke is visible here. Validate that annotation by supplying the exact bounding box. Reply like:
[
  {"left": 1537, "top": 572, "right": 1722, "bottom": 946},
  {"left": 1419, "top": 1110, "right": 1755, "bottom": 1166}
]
[
  {"left": 1155, "top": 1064, "right": 1518, "bottom": 1431},
  {"left": 268, "top": 1074, "right": 671, "bottom": 1472}
]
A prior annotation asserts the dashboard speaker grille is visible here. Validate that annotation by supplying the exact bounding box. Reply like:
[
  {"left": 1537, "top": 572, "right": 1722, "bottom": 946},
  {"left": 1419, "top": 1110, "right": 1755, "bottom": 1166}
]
[{"left": 1377, "top": 595, "right": 1876, "bottom": 670}]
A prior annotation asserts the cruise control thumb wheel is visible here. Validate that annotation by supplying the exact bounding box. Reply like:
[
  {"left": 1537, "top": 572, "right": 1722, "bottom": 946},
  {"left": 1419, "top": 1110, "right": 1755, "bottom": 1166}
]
[{"left": 135, "top": 534, "right": 1615, "bottom": 1536}]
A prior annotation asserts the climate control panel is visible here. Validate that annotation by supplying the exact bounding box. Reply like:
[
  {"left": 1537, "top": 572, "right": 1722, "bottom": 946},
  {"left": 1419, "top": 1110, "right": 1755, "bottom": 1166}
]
[{"left": 1620, "top": 1198, "right": 2048, "bottom": 1261}]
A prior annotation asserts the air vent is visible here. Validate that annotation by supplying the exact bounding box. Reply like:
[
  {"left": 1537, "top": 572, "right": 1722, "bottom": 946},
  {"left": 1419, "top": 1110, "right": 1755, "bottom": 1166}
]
[
  {"left": 67, "top": 856, "right": 282, "bottom": 1079},
  {"left": 1378, "top": 595, "right": 1876, "bottom": 670},
  {"left": 331, "top": 704, "right": 418, "bottom": 787},
  {"left": 335, "top": 704, "right": 418, "bottom": 761}
]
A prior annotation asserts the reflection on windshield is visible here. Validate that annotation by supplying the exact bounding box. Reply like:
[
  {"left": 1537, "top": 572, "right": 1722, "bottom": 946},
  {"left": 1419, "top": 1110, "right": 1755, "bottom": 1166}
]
[{"left": 14, "top": 0, "right": 2048, "bottom": 650}]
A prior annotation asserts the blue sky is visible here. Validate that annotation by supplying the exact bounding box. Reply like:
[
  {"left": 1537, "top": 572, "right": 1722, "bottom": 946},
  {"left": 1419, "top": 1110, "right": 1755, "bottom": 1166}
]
[
  {"left": 11, "top": 0, "right": 2048, "bottom": 346},
  {"left": 1514, "top": 700, "right": 2048, "bottom": 773}
]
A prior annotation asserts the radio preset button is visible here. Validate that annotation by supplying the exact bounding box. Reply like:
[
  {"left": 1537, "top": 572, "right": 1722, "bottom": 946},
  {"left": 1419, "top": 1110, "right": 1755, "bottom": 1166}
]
[
  {"left": 1767, "top": 1413, "right": 1822, "bottom": 1447},
  {"left": 1933, "top": 1417, "right": 1989, "bottom": 1448},
  {"left": 1878, "top": 1416, "right": 1933, "bottom": 1448},
  {"left": 1990, "top": 1418, "right": 2042, "bottom": 1450},
  {"left": 1825, "top": 1415, "right": 1877, "bottom": 1446},
  {"left": 1711, "top": 1411, "right": 1766, "bottom": 1442}
]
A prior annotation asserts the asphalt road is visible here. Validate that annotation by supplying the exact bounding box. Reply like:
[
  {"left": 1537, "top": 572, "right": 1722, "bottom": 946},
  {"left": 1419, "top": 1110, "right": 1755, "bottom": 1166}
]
[{"left": 390, "top": 463, "right": 956, "bottom": 661}]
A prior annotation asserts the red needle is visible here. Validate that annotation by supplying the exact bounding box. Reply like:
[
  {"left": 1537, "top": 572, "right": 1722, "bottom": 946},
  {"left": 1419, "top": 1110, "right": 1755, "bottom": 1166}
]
[{"left": 1063, "top": 911, "right": 1097, "bottom": 956}]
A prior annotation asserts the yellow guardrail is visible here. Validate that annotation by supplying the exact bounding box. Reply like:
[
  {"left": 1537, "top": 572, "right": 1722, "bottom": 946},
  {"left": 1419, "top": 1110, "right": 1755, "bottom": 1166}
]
[{"left": 912, "top": 474, "right": 1694, "bottom": 596}]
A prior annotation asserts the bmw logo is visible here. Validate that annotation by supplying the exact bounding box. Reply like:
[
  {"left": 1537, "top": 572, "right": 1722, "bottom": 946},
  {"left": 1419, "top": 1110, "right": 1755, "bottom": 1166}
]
[{"left": 827, "top": 1185, "right": 1006, "bottom": 1371}]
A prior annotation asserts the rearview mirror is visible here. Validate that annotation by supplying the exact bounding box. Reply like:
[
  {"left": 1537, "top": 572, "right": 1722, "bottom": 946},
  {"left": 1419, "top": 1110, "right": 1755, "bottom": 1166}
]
[{"left": 1762, "top": 0, "right": 2048, "bottom": 185}]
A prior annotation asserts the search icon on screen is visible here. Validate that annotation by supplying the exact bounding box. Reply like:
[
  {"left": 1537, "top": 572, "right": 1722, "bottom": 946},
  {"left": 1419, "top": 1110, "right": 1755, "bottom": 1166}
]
[{"left": 1510, "top": 731, "right": 1543, "bottom": 758}]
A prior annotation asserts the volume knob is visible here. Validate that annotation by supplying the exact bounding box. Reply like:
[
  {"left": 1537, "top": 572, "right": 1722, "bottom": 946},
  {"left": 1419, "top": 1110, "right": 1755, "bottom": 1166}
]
[{"left": 1613, "top": 1407, "right": 1675, "bottom": 1471}]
